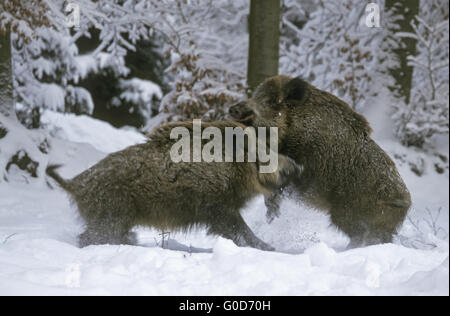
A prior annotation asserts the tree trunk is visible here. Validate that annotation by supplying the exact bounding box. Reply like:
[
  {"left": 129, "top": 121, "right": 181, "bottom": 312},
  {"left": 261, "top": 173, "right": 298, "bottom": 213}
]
[
  {"left": 247, "top": 0, "right": 281, "bottom": 94},
  {"left": 386, "top": 0, "right": 419, "bottom": 104},
  {"left": 0, "top": 29, "right": 15, "bottom": 118}
]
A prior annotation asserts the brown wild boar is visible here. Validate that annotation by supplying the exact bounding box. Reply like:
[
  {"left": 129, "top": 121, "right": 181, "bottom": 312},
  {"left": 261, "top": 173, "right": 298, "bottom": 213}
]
[
  {"left": 229, "top": 75, "right": 411, "bottom": 248},
  {"left": 47, "top": 121, "right": 300, "bottom": 251}
]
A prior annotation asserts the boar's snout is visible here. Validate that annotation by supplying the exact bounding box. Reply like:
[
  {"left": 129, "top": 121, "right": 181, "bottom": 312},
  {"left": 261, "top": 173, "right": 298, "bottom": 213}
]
[{"left": 229, "top": 102, "right": 255, "bottom": 123}]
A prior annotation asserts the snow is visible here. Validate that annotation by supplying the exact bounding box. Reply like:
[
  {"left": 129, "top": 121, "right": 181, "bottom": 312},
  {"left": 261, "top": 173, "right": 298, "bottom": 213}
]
[
  {"left": 0, "top": 110, "right": 448, "bottom": 295},
  {"left": 65, "top": 86, "right": 95, "bottom": 115},
  {"left": 119, "top": 78, "right": 163, "bottom": 104},
  {"left": 0, "top": 205, "right": 447, "bottom": 296},
  {"left": 0, "top": 113, "right": 48, "bottom": 182},
  {"left": 74, "top": 52, "right": 130, "bottom": 82},
  {"left": 118, "top": 78, "right": 162, "bottom": 119},
  {"left": 40, "top": 110, "right": 146, "bottom": 154},
  {"left": 1, "top": 0, "right": 447, "bottom": 296},
  {"left": 36, "top": 84, "right": 66, "bottom": 112},
  {"left": 74, "top": 54, "right": 98, "bottom": 81}
]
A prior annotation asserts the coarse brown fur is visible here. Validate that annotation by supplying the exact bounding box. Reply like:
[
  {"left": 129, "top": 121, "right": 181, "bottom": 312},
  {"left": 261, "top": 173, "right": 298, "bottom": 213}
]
[
  {"left": 47, "top": 121, "right": 300, "bottom": 250},
  {"left": 229, "top": 75, "right": 411, "bottom": 248}
]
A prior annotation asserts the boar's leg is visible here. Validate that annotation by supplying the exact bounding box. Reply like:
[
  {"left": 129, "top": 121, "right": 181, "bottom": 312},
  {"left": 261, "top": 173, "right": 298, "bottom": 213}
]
[
  {"left": 331, "top": 211, "right": 396, "bottom": 249},
  {"left": 264, "top": 173, "right": 306, "bottom": 224},
  {"left": 331, "top": 198, "right": 409, "bottom": 249},
  {"left": 79, "top": 226, "right": 135, "bottom": 247},
  {"left": 329, "top": 209, "right": 369, "bottom": 249},
  {"left": 264, "top": 189, "right": 282, "bottom": 224},
  {"left": 78, "top": 214, "right": 136, "bottom": 247},
  {"left": 360, "top": 201, "right": 409, "bottom": 246},
  {"left": 345, "top": 225, "right": 395, "bottom": 248},
  {"left": 208, "top": 212, "right": 275, "bottom": 251}
]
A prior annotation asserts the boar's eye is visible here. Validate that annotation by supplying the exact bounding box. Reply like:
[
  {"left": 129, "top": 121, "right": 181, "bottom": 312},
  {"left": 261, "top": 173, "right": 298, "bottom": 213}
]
[
  {"left": 229, "top": 102, "right": 254, "bottom": 120},
  {"left": 284, "top": 77, "right": 309, "bottom": 104}
]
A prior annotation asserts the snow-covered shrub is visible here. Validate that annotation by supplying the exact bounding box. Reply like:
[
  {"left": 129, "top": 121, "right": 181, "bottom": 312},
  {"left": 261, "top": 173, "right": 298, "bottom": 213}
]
[
  {"left": 65, "top": 85, "right": 94, "bottom": 115},
  {"left": 0, "top": 113, "right": 49, "bottom": 183},
  {"left": 399, "top": 207, "right": 448, "bottom": 250},
  {"left": 161, "top": 41, "right": 245, "bottom": 122},
  {"left": 280, "top": 0, "right": 399, "bottom": 111},
  {"left": 5, "top": 0, "right": 166, "bottom": 128},
  {"left": 119, "top": 78, "right": 162, "bottom": 120},
  {"left": 11, "top": 26, "right": 94, "bottom": 128},
  {"left": 6, "top": 0, "right": 251, "bottom": 126},
  {"left": 0, "top": 1, "right": 57, "bottom": 180},
  {"left": 280, "top": 0, "right": 314, "bottom": 34},
  {"left": 157, "top": 0, "right": 248, "bottom": 122},
  {"left": 11, "top": 18, "right": 132, "bottom": 127},
  {"left": 74, "top": 47, "right": 164, "bottom": 128},
  {"left": 1, "top": 0, "right": 147, "bottom": 181},
  {"left": 0, "top": 0, "right": 51, "bottom": 41},
  {"left": 392, "top": 0, "right": 449, "bottom": 148}
]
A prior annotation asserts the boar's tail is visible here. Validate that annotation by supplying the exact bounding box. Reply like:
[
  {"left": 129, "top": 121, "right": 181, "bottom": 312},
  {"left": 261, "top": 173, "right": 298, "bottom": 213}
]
[{"left": 46, "top": 164, "right": 71, "bottom": 191}]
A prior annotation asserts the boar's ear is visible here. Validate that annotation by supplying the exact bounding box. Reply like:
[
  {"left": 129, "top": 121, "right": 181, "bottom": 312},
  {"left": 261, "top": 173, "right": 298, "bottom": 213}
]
[{"left": 284, "top": 77, "right": 309, "bottom": 104}]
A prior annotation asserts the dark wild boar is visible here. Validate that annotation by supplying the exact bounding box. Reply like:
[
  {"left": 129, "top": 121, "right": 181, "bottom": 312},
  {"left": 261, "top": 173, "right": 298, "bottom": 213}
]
[
  {"left": 47, "top": 121, "right": 300, "bottom": 251},
  {"left": 229, "top": 75, "right": 411, "bottom": 248}
]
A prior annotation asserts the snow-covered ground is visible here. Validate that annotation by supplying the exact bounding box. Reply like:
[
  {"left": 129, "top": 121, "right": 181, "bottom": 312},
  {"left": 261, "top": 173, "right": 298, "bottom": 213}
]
[{"left": 0, "top": 111, "right": 448, "bottom": 296}]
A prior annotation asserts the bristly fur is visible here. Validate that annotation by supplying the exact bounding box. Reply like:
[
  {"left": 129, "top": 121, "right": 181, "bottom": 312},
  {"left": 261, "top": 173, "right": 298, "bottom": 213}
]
[
  {"left": 230, "top": 75, "right": 411, "bottom": 248},
  {"left": 48, "top": 121, "right": 300, "bottom": 250}
]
